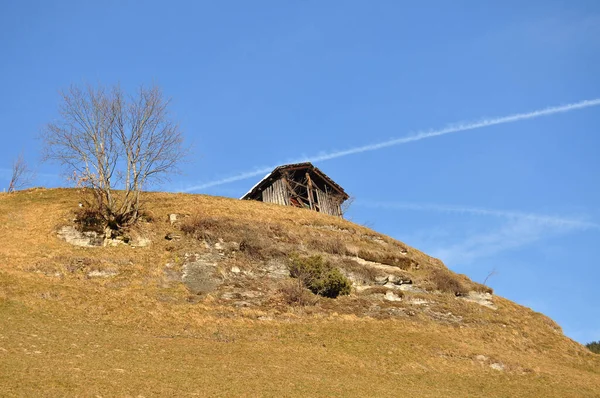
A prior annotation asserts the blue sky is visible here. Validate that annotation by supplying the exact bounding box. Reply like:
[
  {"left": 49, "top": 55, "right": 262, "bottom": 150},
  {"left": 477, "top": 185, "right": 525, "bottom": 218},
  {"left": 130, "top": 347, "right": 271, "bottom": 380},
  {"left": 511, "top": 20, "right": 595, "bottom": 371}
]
[{"left": 1, "top": 1, "right": 599, "bottom": 343}]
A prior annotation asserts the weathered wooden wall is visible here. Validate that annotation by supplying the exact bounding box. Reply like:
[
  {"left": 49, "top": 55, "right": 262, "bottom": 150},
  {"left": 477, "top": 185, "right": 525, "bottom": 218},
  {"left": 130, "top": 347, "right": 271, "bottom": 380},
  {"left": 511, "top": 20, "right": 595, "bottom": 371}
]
[
  {"left": 261, "top": 179, "right": 289, "bottom": 206},
  {"left": 315, "top": 189, "right": 342, "bottom": 217}
]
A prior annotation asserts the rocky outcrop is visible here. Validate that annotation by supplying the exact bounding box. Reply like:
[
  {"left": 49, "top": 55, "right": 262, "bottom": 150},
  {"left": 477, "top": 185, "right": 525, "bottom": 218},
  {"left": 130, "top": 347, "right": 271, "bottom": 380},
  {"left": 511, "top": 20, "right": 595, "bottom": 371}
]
[
  {"left": 180, "top": 253, "right": 222, "bottom": 295},
  {"left": 57, "top": 226, "right": 103, "bottom": 247}
]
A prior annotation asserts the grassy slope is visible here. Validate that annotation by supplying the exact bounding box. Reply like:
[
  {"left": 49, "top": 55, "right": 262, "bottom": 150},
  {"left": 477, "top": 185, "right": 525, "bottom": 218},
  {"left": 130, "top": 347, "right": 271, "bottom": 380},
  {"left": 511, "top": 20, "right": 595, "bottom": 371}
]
[{"left": 0, "top": 188, "right": 599, "bottom": 397}]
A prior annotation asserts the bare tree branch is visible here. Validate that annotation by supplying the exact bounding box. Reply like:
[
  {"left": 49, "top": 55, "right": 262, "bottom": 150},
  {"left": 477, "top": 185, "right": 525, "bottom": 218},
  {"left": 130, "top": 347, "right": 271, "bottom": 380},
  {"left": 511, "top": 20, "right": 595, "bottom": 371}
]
[
  {"left": 483, "top": 268, "right": 498, "bottom": 287},
  {"left": 42, "top": 83, "right": 187, "bottom": 230},
  {"left": 8, "top": 153, "right": 33, "bottom": 193}
]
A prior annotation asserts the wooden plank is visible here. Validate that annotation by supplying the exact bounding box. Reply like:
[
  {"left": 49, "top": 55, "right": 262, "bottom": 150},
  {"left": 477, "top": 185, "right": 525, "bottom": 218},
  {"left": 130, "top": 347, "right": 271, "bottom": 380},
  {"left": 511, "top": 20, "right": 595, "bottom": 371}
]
[{"left": 305, "top": 172, "right": 314, "bottom": 210}]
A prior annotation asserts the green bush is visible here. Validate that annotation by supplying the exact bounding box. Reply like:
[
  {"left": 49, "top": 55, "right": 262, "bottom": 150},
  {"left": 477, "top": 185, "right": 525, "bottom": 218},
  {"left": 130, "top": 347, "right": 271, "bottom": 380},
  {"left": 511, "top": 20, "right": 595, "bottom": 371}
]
[
  {"left": 288, "top": 255, "right": 351, "bottom": 298},
  {"left": 586, "top": 341, "right": 600, "bottom": 354}
]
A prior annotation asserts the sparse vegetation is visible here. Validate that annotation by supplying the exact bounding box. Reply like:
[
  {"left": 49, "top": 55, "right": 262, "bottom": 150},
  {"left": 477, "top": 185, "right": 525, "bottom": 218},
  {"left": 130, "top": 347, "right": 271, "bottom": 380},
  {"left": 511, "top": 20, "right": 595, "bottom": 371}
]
[
  {"left": 357, "top": 249, "right": 412, "bottom": 269},
  {"left": 181, "top": 213, "right": 284, "bottom": 259},
  {"left": 430, "top": 268, "right": 469, "bottom": 295},
  {"left": 288, "top": 254, "right": 351, "bottom": 298},
  {"left": 360, "top": 286, "right": 404, "bottom": 298},
  {"left": 587, "top": 341, "right": 600, "bottom": 354},
  {"left": 306, "top": 236, "right": 347, "bottom": 255},
  {"left": 278, "top": 279, "right": 318, "bottom": 306},
  {"left": 1, "top": 189, "right": 599, "bottom": 397},
  {"left": 337, "top": 257, "right": 384, "bottom": 283}
]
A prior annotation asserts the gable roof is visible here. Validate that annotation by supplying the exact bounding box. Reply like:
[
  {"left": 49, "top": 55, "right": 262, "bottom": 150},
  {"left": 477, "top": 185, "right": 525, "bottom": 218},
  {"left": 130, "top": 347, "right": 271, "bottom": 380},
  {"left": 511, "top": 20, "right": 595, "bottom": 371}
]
[{"left": 240, "top": 162, "right": 349, "bottom": 201}]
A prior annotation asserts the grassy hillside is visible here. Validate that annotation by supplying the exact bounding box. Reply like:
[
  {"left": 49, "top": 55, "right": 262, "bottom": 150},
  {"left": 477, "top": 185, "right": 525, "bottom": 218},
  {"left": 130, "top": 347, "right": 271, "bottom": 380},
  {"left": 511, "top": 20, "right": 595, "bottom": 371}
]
[{"left": 1, "top": 188, "right": 599, "bottom": 397}]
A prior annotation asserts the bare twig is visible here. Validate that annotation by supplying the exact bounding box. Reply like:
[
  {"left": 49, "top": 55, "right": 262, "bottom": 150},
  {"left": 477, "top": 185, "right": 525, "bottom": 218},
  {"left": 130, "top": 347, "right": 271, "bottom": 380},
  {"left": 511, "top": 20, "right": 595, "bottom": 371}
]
[
  {"left": 483, "top": 268, "right": 498, "bottom": 287},
  {"left": 8, "top": 153, "right": 33, "bottom": 193}
]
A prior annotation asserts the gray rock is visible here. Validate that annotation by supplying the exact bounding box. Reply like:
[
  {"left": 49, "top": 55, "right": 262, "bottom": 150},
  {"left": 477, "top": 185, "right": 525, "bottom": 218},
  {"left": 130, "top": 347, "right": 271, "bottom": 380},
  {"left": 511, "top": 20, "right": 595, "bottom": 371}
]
[
  {"left": 374, "top": 275, "right": 389, "bottom": 285},
  {"left": 87, "top": 270, "right": 118, "bottom": 278},
  {"left": 181, "top": 255, "right": 222, "bottom": 294},
  {"left": 384, "top": 291, "right": 402, "bottom": 302},
  {"left": 130, "top": 236, "right": 151, "bottom": 247},
  {"left": 57, "top": 226, "right": 103, "bottom": 247},
  {"left": 264, "top": 259, "right": 289, "bottom": 279}
]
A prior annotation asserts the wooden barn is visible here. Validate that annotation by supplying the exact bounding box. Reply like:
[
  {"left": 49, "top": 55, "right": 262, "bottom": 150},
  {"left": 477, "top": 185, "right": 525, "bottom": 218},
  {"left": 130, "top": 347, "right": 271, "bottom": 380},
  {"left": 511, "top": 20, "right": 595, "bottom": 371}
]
[{"left": 240, "top": 162, "right": 349, "bottom": 217}]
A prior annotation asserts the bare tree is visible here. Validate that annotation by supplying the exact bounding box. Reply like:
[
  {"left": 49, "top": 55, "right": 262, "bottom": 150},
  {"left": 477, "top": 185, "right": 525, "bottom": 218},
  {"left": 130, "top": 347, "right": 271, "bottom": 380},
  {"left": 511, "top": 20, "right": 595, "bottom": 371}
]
[
  {"left": 7, "top": 153, "right": 33, "bottom": 193},
  {"left": 340, "top": 195, "right": 355, "bottom": 217},
  {"left": 42, "top": 84, "right": 186, "bottom": 231}
]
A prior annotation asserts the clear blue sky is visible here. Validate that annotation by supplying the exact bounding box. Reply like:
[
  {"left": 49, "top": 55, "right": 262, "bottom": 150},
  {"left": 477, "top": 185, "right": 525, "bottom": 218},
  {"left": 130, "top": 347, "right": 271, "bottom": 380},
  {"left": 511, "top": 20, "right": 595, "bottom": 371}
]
[{"left": 1, "top": 1, "right": 599, "bottom": 344}]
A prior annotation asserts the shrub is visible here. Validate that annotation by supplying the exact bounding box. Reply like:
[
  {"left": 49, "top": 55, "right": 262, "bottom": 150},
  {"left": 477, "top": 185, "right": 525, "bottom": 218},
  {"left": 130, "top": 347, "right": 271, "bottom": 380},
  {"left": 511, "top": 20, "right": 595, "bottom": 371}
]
[
  {"left": 288, "top": 255, "right": 351, "bottom": 298},
  {"left": 586, "top": 341, "right": 600, "bottom": 354},
  {"left": 430, "top": 269, "right": 468, "bottom": 296}
]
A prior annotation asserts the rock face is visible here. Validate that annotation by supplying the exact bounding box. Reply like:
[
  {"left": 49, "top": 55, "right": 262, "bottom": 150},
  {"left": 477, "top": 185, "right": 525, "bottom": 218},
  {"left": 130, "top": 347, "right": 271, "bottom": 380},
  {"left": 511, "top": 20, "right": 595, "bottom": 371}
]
[
  {"left": 462, "top": 292, "right": 496, "bottom": 309},
  {"left": 57, "top": 225, "right": 151, "bottom": 248},
  {"left": 181, "top": 254, "right": 222, "bottom": 295},
  {"left": 57, "top": 226, "right": 103, "bottom": 247}
]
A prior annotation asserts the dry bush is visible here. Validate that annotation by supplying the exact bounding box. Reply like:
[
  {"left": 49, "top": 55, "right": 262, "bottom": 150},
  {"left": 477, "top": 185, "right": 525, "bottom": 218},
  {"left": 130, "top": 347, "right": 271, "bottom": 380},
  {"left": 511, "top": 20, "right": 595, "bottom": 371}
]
[
  {"left": 307, "top": 236, "right": 348, "bottom": 255},
  {"left": 138, "top": 209, "right": 156, "bottom": 223},
  {"left": 239, "top": 232, "right": 284, "bottom": 260},
  {"left": 266, "top": 223, "right": 298, "bottom": 244},
  {"left": 470, "top": 281, "right": 494, "bottom": 294},
  {"left": 74, "top": 206, "right": 105, "bottom": 233},
  {"left": 180, "top": 214, "right": 226, "bottom": 243},
  {"left": 430, "top": 269, "right": 468, "bottom": 296},
  {"left": 181, "top": 214, "right": 289, "bottom": 260},
  {"left": 278, "top": 279, "right": 318, "bottom": 306}
]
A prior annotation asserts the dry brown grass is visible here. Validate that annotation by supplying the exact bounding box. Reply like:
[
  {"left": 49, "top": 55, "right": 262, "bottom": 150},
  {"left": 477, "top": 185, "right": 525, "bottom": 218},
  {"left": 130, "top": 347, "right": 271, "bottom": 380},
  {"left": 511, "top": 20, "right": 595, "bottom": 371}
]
[
  {"left": 0, "top": 188, "right": 599, "bottom": 397},
  {"left": 428, "top": 268, "right": 469, "bottom": 295},
  {"left": 357, "top": 249, "right": 413, "bottom": 269},
  {"left": 359, "top": 286, "right": 404, "bottom": 297},
  {"left": 306, "top": 235, "right": 348, "bottom": 255},
  {"left": 277, "top": 279, "right": 319, "bottom": 306}
]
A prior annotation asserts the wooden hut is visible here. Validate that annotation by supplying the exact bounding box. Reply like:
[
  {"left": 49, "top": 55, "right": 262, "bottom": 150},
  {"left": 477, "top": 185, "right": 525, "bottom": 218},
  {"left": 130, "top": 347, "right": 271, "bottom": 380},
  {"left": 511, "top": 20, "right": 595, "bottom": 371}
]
[{"left": 240, "top": 162, "right": 349, "bottom": 217}]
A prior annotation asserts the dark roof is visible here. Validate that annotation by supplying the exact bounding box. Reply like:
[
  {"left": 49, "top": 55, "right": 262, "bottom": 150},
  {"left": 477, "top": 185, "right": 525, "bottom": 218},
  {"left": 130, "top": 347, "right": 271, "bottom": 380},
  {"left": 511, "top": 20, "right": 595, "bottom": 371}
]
[{"left": 241, "top": 162, "right": 349, "bottom": 201}]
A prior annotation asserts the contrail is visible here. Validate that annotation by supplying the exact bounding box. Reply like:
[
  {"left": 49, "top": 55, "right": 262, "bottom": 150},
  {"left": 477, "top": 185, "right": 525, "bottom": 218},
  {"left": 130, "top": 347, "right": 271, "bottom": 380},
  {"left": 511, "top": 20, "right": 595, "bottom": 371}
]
[
  {"left": 357, "top": 201, "right": 600, "bottom": 231},
  {"left": 184, "top": 98, "right": 600, "bottom": 192}
]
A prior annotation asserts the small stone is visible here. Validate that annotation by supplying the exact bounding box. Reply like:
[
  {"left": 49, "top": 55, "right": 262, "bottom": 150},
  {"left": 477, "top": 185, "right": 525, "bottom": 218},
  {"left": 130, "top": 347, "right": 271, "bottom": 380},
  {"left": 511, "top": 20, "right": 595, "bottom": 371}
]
[
  {"left": 490, "top": 363, "right": 504, "bottom": 371},
  {"left": 165, "top": 233, "right": 181, "bottom": 241},
  {"left": 384, "top": 291, "right": 402, "bottom": 302},
  {"left": 374, "top": 275, "right": 389, "bottom": 285},
  {"left": 168, "top": 214, "right": 178, "bottom": 224},
  {"left": 231, "top": 266, "right": 241, "bottom": 274},
  {"left": 475, "top": 355, "right": 488, "bottom": 362}
]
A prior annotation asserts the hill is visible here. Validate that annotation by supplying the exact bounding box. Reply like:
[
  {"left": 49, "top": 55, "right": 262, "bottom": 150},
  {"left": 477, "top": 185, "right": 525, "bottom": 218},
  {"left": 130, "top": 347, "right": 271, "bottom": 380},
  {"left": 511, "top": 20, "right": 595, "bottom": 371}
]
[{"left": 1, "top": 188, "right": 599, "bottom": 397}]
